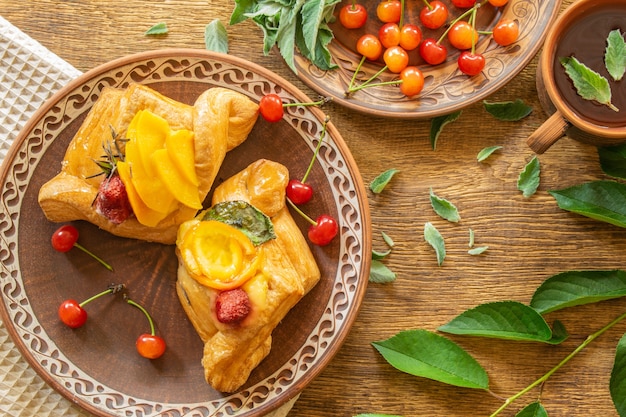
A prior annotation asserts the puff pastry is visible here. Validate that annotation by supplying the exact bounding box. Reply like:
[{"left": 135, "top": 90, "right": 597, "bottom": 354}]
[
  {"left": 175, "top": 159, "right": 320, "bottom": 392},
  {"left": 38, "top": 83, "right": 258, "bottom": 244}
]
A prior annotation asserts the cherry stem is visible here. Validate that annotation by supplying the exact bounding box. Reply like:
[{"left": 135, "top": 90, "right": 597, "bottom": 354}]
[
  {"left": 282, "top": 96, "right": 332, "bottom": 109},
  {"left": 126, "top": 297, "right": 156, "bottom": 336},
  {"left": 286, "top": 197, "right": 317, "bottom": 226},
  {"left": 301, "top": 117, "right": 330, "bottom": 184},
  {"left": 348, "top": 56, "right": 367, "bottom": 93},
  {"left": 347, "top": 65, "right": 389, "bottom": 95},
  {"left": 79, "top": 283, "right": 125, "bottom": 307},
  {"left": 436, "top": 4, "right": 480, "bottom": 44},
  {"left": 422, "top": 0, "right": 433, "bottom": 10},
  {"left": 399, "top": 0, "right": 406, "bottom": 28},
  {"left": 73, "top": 242, "right": 114, "bottom": 271},
  {"left": 469, "top": 5, "right": 478, "bottom": 54},
  {"left": 489, "top": 309, "right": 626, "bottom": 416}
]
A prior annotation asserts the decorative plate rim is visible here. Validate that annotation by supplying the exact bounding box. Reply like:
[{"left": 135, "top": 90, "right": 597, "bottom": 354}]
[{"left": 0, "top": 48, "right": 372, "bottom": 417}]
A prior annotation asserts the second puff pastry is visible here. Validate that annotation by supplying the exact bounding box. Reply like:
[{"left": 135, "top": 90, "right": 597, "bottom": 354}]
[{"left": 175, "top": 159, "right": 320, "bottom": 392}]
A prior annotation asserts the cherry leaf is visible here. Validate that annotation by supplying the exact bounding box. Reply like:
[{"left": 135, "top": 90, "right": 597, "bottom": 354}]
[
  {"left": 370, "top": 169, "right": 399, "bottom": 194},
  {"left": 560, "top": 56, "right": 619, "bottom": 112},
  {"left": 518, "top": 156, "right": 540, "bottom": 198},
  {"left": 382, "top": 231, "right": 394, "bottom": 247},
  {"left": 437, "top": 301, "right": 566, "bottom": 344},
  {"left": 530, "top": 270, "right": 626, "bottom": 314},
  {"left": 424, "top": 222, "right": 445, "bottom": 266},
  {"left": 372, "top": 329, "right": 489, "bottom": 390},
  {"left": 144, "top": 22, "right": 168, "bottom": 36},
  {"left": 515, "top": 402, "right": 548, "bottom": 417},
  {"left": 430, "top": 110, "right": 462, "bottom": 150},
  {"left": 483, "top": 99, "right": 533, "bottom": 121},
  {"left": 369, "top": 259, "right": 396, "bottom": 283},
  {"left": 548, "top": 180, "right": 626, "bottom": 228},
  {"left": 606, "top": 29, "right": 626, "bottom": 82},
  {"left": 610, "top": 333, "right": 626, "bottom": 416},
  {"left": 204, "top": 19, "right": 229, "bottom": 53},
  {"left": 468, "top": 246, "right": 488, "bottom": 255},
  {"left": 430, "top": 188, "right": 460, "bottom": 222},
  {"left": 477, "top": 145, "right": 503, "bottom": 162},
  {"left": 598, "top": 143, "right": 626, "bottom": 180}
]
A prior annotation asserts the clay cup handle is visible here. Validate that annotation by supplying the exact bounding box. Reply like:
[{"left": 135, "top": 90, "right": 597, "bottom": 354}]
[{"left": 526, "top": 111, "right": 570, "bottom": 154}]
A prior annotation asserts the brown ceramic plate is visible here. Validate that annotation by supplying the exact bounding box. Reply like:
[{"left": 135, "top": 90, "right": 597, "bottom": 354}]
[
  {"left": 293, "top": 0, "right": 562, "bottom": 118},
  {"left": 0, "top": 50, "right": 371, "bottom": 417}
]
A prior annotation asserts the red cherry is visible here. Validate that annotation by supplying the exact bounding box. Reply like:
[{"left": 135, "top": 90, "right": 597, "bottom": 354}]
[
  {"left": 400, "top": 66, "right": 425, "bottom": 97},
  {"left": 458, "top": 51, "right": 486, "bottom": 76},
  {"left": 286, "top": 179, "right": 314, "bottom": 205},
  {"left": 419, "top": 38, "right": 448, "bottom": 65},
  {"left": 378, "top": 22, "right": 401, "bottom": 49},
  {"left": 399, "top": 24, "right": 422, "bottom": 51},
  {"left": 308, "top": 214, "right": 339, "bottom": 246},
  {"left": 376, "top": 0, "right": 402, "bottom": 23},
  {"left": 451, "top": 0, "right": 476, "bottom": 7},
  {"left": 339, "top": 3, "right": 368, "bottom": 29},
  {"left": 492, "top": 19, "right": 519, "bottom": 46},
  {"left": 51, "top": 224, "right": 79, "bottom": 252},
  {"left": 356, "top": 34, "right": 383, "bottom": 61},
  {"left": 58, "top": 299, "right": 87, "bottom": 328},
  {"left": 259, "top": 94, "right": 284, "bottom": 122},
  {"left": 420, "top": 0, "right": 449, "bottom": 30},
  {"left": 136, "top": 333, "right": 166, "bottom": 359}
]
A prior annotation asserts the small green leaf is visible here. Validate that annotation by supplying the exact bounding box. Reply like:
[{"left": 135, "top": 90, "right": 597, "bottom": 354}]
[
  {"left": 560, "top": 56, "right": 619, "bottom": 112},
  {"left": 438, "top": 301, "right": 556, "bottom": 343},
  {"left": 202, "top": 200, "right": 275, "bottom": 245},
  {"left": 372, "top": 249, "right": 391, "bottom": 260},
  {"left": 468, "top": 228, "right": 475, "bottom": 247},
  {"left": 370, "top": 260, "right": 396, "bottom": 283},
  {"left": 477, "top": 145, "right": 503, "bottom": 162},
  {"left": 606, "top": 29, "right": 626, "bottom": 82},
  {"left": 515, "top": 402, "right": 548, "bottom": 417},
  {"left": 430, "top": 188, "right": 460, "bottom": 223},
  {"left": 468, "top": 246, "right": 488, "bottom": 255},
  {"left": 518, "top": 156, "right": 540, "bottom": 198},
  {"left": 370, "top": 169, "right": 399, "bottom": 194},
  {"left": 483, "top": 99, "right": 533, "bottom": 121},
  {"left": 598, "top": 144, "right": 626, "bottom": 180},
  {"left": 430, "top": 111, "right": 462, "bottom": 150},
  {"left": 204, "top": 19, "right": 229, "bottom": 53},
  {"left": 372, "top": 329, "right": 489, "bottom": 390},
  {"left": 382, "top": 231, "right": 394, "bottom": 247},
  {"left": 549, "top": 180, "right": 626, "bottom": 228},
  {"left": 530, "top": 270, "right": 626, "bottom": 314},
  {"left": 424, "top": 222, "right": 445, "bottom": 266},
  {"left": 610, "top": 333, "right": 626, "bottom": 416},
  {"left": 144, "top": 22, "right": 168, "bottom": 36}
]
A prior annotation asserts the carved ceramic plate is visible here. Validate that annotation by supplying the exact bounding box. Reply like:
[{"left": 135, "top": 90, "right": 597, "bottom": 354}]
[
  {"left": 293, "top": 0, "right": 562, "bottom": 118},
  {"left": 0, "top": 50, "right": 370, "bottom": 417}
]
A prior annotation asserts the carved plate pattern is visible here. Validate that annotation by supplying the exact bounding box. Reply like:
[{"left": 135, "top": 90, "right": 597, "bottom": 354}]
[
  {"left": 293, "top": 0, "right": 562, "bottom": 119},
  {"left": 0, "top": 50, "right": 371, "bottom": 417}
]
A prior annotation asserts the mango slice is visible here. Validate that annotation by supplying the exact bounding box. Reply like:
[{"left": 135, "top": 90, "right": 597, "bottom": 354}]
[
  {"left": 167, "top": 129, "right": 198, "bottom": 186},
  {"left": 152, "top": 148, "right": 202, "bottom": 209},
  {"left": 117, "top": 161, "right": 169, "bottom": 227}
]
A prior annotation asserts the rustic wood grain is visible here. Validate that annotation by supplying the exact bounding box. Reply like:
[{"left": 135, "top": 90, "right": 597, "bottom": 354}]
[{"left": 6, "top": 0, "right": 626, "bottom": 416}]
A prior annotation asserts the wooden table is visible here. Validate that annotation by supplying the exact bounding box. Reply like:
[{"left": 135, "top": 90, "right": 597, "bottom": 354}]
[{"left": 4, "top": 0, "right": 626, "bottom": 416}]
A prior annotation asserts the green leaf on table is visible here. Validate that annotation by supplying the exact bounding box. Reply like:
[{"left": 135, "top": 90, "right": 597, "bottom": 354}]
[
  {"left": 430, "top": 110, "right": 462, "bottom": 150},
  {"left": 549, "top": 180, "right": 626, "bottom": 228},
  {"left": 301, "top": 0, "right": 324, "bottom": 61},
  {"left": 382, "top": 231, "right": 394, "bottom": 247},
  {"left": 370, "top": 169, "right": 399, "bottom": 194},
  {"left": 517, "top": 156, "right": 540, "bottom": 198},
  {"left": 515, "top": 402, "right": 548, "bottom": 417},
  {"left": 468, "top": 228, "right": 475, "bottom": 247},
  {"left": 598, "top": 144, "right": 626, "bottom": 180},
  {"left": 606, "top": 29, "right": 626, "bottom": 82},
  {"left": 438, "top": 301, "right": 566, "bottom": 343},
  {"left": 372, "top": 329, "right": 489, "bottom": 390},
  {"left": 468, "top": 246, "right": 488, "bottom": 255},
  {"left": 530, "top": 270, "right": 626, "bottom": 314},
  {"left": 204, "top": 20, "right": 229, "bottom": 53},
  {"left": 372, "top": 248, "right": 391, "bottom": 260},
  {"left": 477, "top": 145, "right": 503, "bottom": 162},
  {"left": 370, "top": 259, "right": 396, "bottom": 283},
  {"left": 430, "top": 188, "right": 460, "bottom": 222},
  {"left": 483, "top": 99, "right": 533, "bottom": 121},
  {"left": 560, "top": 56, "right": 619, "bottom": 112},
  {"left": 144, "top": 22, "right": 168, "bottom": 36},
  {"left": 610, "top": 333, "right": 626, "bottom": 416},
  {"left": 424, "top": 222, "right": 445, "bottom": 266}
]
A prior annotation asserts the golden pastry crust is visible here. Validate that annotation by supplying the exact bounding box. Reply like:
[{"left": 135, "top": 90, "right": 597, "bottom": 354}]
[
  {"left": 38, "top": 84, "right": 258, "bottom": 244},
  {"left": 175, "top": 159, "right": 321, "bottom": 392}
]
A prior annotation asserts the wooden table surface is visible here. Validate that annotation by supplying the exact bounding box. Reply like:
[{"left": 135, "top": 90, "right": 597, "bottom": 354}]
[{"left": 4, "top": 0, "right": 626, "bottom": 416}]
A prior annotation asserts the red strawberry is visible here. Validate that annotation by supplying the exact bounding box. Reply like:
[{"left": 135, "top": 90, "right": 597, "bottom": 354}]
[
  {"left": 215, "top": 288, "right": 251, "bottom": 324},
  {"left": 94, "top": 174, "right": 133, "bottom": 224}
]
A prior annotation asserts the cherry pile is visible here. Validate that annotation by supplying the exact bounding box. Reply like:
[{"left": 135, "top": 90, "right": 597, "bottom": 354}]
[
  {"left": 338, "top": 0, "right": 520, "bottom": 97},
  {"left": 258, "top": 100, "right": 339, "bottom": 246}
]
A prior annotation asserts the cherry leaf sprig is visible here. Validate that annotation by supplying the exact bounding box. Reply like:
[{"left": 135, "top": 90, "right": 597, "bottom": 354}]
[{"left": 370, "top": 269, "right": 626, "bottom": 416}]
